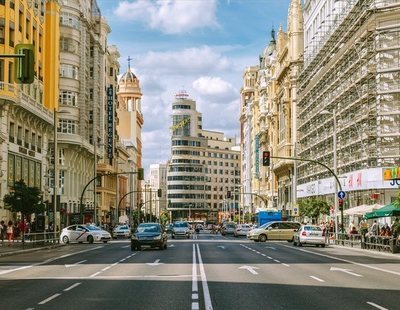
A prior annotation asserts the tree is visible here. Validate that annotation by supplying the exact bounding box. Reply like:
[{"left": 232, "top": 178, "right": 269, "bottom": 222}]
[
  {"left": 3, "top": 180, "right": 44, "bottom": 218},
  {"left": 298, "top": 198, "right": 330, "bottom": 223},
  {"left": 393, "top": 191, "right": 400, "bottom": 208}
]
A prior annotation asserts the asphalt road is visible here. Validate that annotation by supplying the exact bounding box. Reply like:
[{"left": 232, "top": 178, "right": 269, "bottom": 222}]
[{"left": 0, "top": 231, "right": 399, "bottom": 310}]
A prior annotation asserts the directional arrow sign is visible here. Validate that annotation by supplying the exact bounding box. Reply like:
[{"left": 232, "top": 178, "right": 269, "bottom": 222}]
[
  {"left": 147, "top": 259, "right": 163, "bottom": 266},
  {"left": 330, "top": 267, "right": 362, "bottom": 277},
  {"left": 65, "top": 260, "right": 87, "bottom": 268},
  {"left": 239, "top": 265, "right": 259, "bottom": 275}
]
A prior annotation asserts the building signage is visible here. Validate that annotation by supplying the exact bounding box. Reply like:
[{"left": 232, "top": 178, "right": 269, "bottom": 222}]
[
  {"left": 255, "top": 135, "right": 259, "bottom": 178},
  {"left": 107, "top": 85, "right": 114, "bottom": 159},
  {"left": 383, "top": 167, "right": 400, "bottom": 180}
]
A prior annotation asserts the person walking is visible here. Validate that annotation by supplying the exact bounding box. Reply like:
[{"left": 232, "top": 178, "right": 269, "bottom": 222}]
[
  {"left": 0, "top": 220, "right": 5, "bottom": 245},
  {"left": 6, "top": 220, "right": 14, "bottom": 246}
]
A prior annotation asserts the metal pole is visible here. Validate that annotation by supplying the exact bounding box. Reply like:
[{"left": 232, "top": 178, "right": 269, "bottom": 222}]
[
  {"left": 116, "top": 160, "right": 119, "bottom": 226},
  {"left": 53, "top": 108, "right": 58, "bottom": 241},
  {"left": 93, "top": 139, "right": 97, "bottom": 225},
  {"left": 333, "top": 108, "right": 339, "bottom": 237}
]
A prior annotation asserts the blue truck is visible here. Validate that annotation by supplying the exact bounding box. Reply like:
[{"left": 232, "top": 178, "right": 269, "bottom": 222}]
[{"left": 257, "top": 210, "right": 282, "bottom": 226}]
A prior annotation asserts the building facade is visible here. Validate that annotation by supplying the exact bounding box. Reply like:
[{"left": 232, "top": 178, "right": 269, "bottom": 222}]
[
  {"left": 0, "top": 0, "right": 59, "bottom": 221},
  {"left": 297, "top": 0, "right": 400, "bottom": 213},
  {"left": 167, "top": 91, "right": 240, "bottom": 223}
]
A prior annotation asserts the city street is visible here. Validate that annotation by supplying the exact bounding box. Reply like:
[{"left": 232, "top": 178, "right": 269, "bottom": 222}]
[{"left": 0, "top": 231, "right": 399, "bottom": 310}]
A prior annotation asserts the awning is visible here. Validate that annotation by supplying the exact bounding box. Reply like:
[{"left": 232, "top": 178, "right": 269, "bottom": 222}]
[
  {"left": 344, "top": 204, "right": 382, "bottom": 216},
  {"left": 364, "top": 204, "right": 400, "bottom": 219}
]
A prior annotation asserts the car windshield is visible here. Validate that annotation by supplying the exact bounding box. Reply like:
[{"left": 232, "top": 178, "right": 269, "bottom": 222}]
[
  {"left": 137, "top": 224, "right": 160, "bottom": 233},
  {"left": 304, "top": 226, "right": 322, "bottom": 231},
  {"left": 173, "top": 222, "right": 188, "bottom": 228},
  {"left": 117, "top": 225, "right": 129, "bottom": 230},
  {"left": 85, "top": 225, "right": 101, "bottom": 231}
]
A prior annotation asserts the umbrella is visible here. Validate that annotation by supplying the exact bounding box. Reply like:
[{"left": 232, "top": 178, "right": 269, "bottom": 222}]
[
  {"left": 364, "top": 203, "right": 400, "bottom": 219},
  {"left": 344, "top": 204, "right": 382, "bottom": 216}
]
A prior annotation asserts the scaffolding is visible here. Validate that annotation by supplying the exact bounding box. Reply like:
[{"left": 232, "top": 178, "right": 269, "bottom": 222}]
[{"left": 297, "top": 0, "right": 400, "bottom": 185}]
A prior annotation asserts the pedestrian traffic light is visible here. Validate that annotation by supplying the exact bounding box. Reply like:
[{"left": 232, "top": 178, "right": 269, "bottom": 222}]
[
  {"left": 227, "top": 191, "right": 231, "bottom": 199},
  {"left": 339, "top": 198, "right": 344, "bottom": 211},
  {"left": 157, "top": 189, "right": 162, "bottom": 197},
  {"left": 14, "top": 44, "right": 35, "bottom": 84},
  {"left": 262, "top": 151, "right": 271, "bottom": 166},
  {"left": 137, "top": 168, "right": 144, "bottom": 180}
]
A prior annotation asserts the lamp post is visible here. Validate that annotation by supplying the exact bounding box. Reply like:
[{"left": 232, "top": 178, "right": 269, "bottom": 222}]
[
  {"left": 53, "top": 108, "right": 69, "bottom": 240},
  {"left": 320, "top": 108, "right": 340, "bottom": 236}
]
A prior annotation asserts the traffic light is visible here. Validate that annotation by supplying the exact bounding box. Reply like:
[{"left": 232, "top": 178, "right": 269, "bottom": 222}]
[
  {"left": 157, "top": 189, "right": 162, "bottom": 197},
  {"left": 262, "top": 151, "right": 271, "bottom": 166},
  {"left": 14, "top": 44, "right": 35, "bottom": 84},
  {"left": 339, "top": 198, "right": 344, "bottom": 211},
  {"left": 137, "top": 168, "right": 144, "bottom": 180},
  {"left": 227, "top": 191, "right": 231, "bottom": 199}
]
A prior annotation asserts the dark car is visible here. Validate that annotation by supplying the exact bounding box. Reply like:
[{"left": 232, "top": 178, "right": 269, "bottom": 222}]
[{"left": 131, "top": 223, "right": 168, "bottom": 251}]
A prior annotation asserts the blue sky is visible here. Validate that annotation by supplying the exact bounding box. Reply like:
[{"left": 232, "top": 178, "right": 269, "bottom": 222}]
[{"left": 96, "top": 0, "right": 292, "bottom": 177}]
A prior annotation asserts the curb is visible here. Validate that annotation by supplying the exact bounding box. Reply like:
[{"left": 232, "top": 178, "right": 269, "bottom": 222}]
[
  {"left": 0, "top": 244, "right": 64, "bottom": 257},
  {"left": 328, "top": 244, "right": 400, "bottom": 259}
]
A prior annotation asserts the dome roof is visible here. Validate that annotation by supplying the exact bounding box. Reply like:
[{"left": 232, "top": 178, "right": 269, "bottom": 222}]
[{"left": 120, "top": 68, "right": 137, "bottom": 84}]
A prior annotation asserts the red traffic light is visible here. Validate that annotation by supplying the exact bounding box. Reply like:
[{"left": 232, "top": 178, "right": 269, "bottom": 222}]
[{"left": 262, "top": 151, "right": 270, "bottom": 166}]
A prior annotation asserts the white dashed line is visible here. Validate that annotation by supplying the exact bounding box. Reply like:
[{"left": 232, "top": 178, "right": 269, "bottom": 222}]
[
  {"left": 366, "top": 302, "right": 388, "bottom": 310},
  {"left": 310, "top": 276, "right": 325, "bottom": 282},
  {"left": 282, "top": 263, "right": 290, "bottom": 267},
  {"left": 63, "top": 282, "right": 81, "bottom": 291},
  {"left": 38, "top": 294, "right": 61, "bottom": 305}
]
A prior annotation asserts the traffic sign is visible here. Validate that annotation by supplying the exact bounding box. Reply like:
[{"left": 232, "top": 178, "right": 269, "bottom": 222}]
[{"left": 338, "top": 191, "right": 346, "bottom": 199}]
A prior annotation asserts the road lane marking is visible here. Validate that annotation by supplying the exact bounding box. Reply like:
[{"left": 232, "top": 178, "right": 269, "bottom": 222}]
[
  {"left": 239, "top": 265, "right": 259, "bottom": 275},
  {"left": 192, "top": 244, "right": 198, "bottom": 292},
  {"left": 101, "top": 266, "right": 111, "bottom": 271},
  {"left": 196, "top": 244, "right": 213, "bottom": 310},
  {"left": 192, "top": 302, "right": 199, "bottom": 310},
  {"left": 267, "top": 256, "right": 273, "bottom": 259},
  {"left": 280, "top": 244, "right": 400, "bottom": 277},
  {"left": 192, "top": 293, "right": 199, "bottom": 299},
  {"left": 147, "top": 259, "right": 163, "bottom": 266},
  {"left": 38, "top": 293, "right": 61, "bottom": 305},
  {"left": 367, "top": 302, "right": 388, "bottom": 310},
  {"left": 65, "top": 260, "right": 87, "bottom": 268},
  {"left": 64, "top": 282, "right": 81, "bottom": 291},
  {"left": 282, "top": 263, "right": 290, "bottom": 267},
  {"left": 273, "top": 259, "right": 280, "bottom": 263},
  {"left": 89, "top": 271, "right": 101, "bottom": 278},
  {"left": 121, "top": 245, "right": 130, "bottom": 248},
  {"left": 310, "top": 276, "right": 325, "bottom": 282},
  {"left": 330, "top": 267, "right": 363, "bottom": 277},
  {"left": 0, "top": 265, "right": 33, "bottom": 275}
]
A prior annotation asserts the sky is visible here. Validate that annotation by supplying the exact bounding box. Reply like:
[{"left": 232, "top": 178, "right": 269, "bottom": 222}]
[{"left": 96, "top": 0, "right": 292, "bottom": 178}]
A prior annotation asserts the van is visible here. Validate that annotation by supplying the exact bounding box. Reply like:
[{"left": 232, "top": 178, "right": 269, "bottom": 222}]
[{"left": 247, "top": 221, "right": 301, "bottom": 242}]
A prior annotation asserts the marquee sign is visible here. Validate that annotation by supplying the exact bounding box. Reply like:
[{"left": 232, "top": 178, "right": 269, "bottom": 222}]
[
  {"left": 107, "top": 85, "right": 114, "bottom": 159},
  {"left": 170, "top": 117, "right": 190, "bottom": 131}
]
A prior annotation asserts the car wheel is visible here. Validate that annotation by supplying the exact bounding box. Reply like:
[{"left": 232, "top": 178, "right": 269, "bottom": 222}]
[
  {"left": 287, "top": 237, "right": 294, "bottom": 242},
  {"left": 62, "top": 236, "right": 69, "bottom": 244},
  {"left": 87, "top": 235, "right": 94, "bottom": 244},
  {"left": 259, "top": 234, "right": 267, "bottom": 242},
  {"left": 293, "top": 240, "right": 297, "bottom": 246},
  {"left": 321, "top": 244, "right": 326, "bottom": 248}
]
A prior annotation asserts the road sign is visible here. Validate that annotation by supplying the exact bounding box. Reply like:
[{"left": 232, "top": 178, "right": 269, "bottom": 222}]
[{"left": 338, "top": 191, "right": 346, "bottom": 199}]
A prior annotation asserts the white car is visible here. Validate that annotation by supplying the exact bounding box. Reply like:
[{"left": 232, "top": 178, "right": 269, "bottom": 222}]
[
  {"left": 113, "top": 225, "right": 131, "bottom": 238},
  {"left": 293, "top": 225, "right": 326, "bottom": 247},
  {"left": 234, "top": 224, "right": 252, "bottom": 237},
  {"left": 60, "top": 224, "right": 111, "bottom": 244}
]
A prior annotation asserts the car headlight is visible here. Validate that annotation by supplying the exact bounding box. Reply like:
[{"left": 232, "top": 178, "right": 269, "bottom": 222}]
[{"left": 154, "top": 235, "right": 161, "bottom": 240}]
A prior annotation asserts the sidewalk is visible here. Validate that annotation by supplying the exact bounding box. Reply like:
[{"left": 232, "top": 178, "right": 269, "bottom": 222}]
[{"left": 0, "top": 240, "right": 62, "bottom": 257}]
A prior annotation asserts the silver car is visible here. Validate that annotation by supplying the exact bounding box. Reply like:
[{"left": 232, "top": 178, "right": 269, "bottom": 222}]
[
  {"left": 172, "top": 221, "right": 191, "bottom": 239},
  {"left": 113, "top": 225, "right": 131, "bottom": 238},
  {"left": 293, "top": 225, "right": 326, "bottom": 247}
]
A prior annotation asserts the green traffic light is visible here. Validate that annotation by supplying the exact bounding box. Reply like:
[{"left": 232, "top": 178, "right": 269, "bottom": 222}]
[{"left": 14, "top": 44, "right": 35, "bottom": 84}]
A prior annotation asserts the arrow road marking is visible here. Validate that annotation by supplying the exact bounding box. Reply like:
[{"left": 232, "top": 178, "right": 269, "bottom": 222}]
[
  {"left": 330, "top": 267, "right": 363, "bottom": 277},
  {"left": 147, "top": 259, "right": 163, "bottom": 266},
  {"left": 239, "top": 265, "right": 259, "bottom": 275},
  {"left": 217, "top": 246, "right": 226, "bottom": 249},
  {"left": 65, "top": 260, "right": 87, "bottom": 268}
]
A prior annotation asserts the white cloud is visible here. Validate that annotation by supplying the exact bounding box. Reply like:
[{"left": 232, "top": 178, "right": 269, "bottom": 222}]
[
  {"left": 114, "top": 0, "right": 219, "bottom": 34},
  {"left": 192, "top": 76, "right": 236, "bottom": 101},
  {"left": 137, "top": 46, "right": 231, "bottom": 75}
]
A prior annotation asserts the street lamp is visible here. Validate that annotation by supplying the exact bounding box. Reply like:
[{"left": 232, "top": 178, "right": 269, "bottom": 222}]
[
  {"left": 53, "top": 108, "right": 70, "bottom": 240},
  {"left": 320, "top": 108, "right": 340, "bottom": 236}
]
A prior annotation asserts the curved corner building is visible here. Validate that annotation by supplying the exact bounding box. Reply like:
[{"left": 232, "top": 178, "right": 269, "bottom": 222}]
[{"left": 167, "top": 91, "right": 210, "bottom": 221}]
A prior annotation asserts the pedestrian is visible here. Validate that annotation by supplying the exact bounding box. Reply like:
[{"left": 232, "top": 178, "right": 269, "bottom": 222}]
[
  {"left": 0, "top": 220, "right": 5, "bottom": 245},
  {"left": 6, "top": 220, "right": 14, "bottom": 246},
  {"left": 370, "top": 220, "right": 379, "bottom": 236}
]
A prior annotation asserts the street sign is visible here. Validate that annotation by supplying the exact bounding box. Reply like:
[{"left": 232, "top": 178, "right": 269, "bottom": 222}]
[{"left": 338, "top": 191, "right": 346, "bottom": 199}]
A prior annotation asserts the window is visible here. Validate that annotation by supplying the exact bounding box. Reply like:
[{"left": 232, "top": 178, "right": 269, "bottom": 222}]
[
  {"left": 0, "top": 59, "right": 4, "bottom": 82},
  {"left": 59, "top": 90, "right": 77, "bottom": 106},
  {"left": 8, "top": 62, "right": 13, "bottom": 84},
  {"left": 58, "top": 119, "right": 77, "bottom": 134},
  {"left": 60, "top": 64, "right": 78, "bottom": 79},
  {"left": 60, "top": 12, "right": 80, "bottom": 29},
  {"left": 0, "top": 24, "right": 5, "bottom": 44},
  {"left": 24, "top": 129, "right": 29, "bottom": 147}
]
